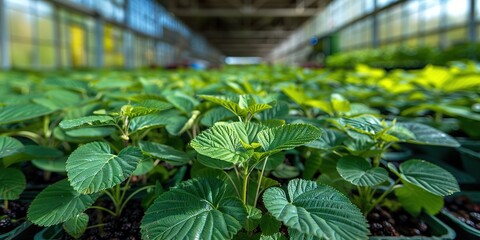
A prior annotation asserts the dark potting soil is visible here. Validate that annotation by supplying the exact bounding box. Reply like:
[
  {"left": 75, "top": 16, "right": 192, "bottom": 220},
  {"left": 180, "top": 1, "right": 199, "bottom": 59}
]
[
  {"left": 368, "top": 206, "right": 432, "bottom": 237},
  {"left": 444, "top": 195, "right": 480, "bottom": 230},
  {"left": 62, "top": 199, "right": 144, "bottom": 240},
  {"left": 0, "top": 201, "right": 28, "bottom": 234}
]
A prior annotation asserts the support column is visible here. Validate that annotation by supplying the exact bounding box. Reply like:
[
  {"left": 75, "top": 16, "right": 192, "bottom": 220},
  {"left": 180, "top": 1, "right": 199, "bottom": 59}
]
[
  {"left": 469, "top": 0, "right": 477, "bottom": 43},
  {"left": 0, "top": 0, "right": 11, "bottom": 69},
  {"left": 95, "top": 15, "right": 104, "bottom": 68},
  {"left": 372, "top": 0, "right": 379, "bottom": 48},
  {"left": 53, "top": 4, "right": 62, "bottom": 68}
]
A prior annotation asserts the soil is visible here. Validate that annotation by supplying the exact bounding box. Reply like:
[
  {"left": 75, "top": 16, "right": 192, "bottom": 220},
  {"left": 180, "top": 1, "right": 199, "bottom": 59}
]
[
  {"left": 61, "top": 199, "right": 144, "bottom": 240},
  {"left": 367, "top": 206, "right": 432, "bottom": 237},
  {"left": 0, "top": 201, "right": 28, "bottom": 234},
  {"left": 444, "top": 195, "right": 480, "bottom": 230}
]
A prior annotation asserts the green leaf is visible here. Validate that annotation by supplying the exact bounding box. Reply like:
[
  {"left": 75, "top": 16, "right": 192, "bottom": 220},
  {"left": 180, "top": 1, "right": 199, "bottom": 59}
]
[
  {"left": 166, "top": 93, "right": 199, "bottom": 113},
  {"left": 197, "top": 154, "right": 234, "bottom": 169},
  {"left": 64, "top": 127, "right": 116, "bottom": 138},
  {"left": 230, "top": 122, "right": 267, "bottom": 146},
  {"left": 336, "top": 156, "right": 388, "bottom": 187},
  {"left": 141, "top": 178, "right": 247, "bottom": 240},
  {"left": 200, "top": 95, "right": 247, "bottom": 116},
  {"left": 331, "top": 93, "right": 350, "bottom": 113},
  {"left": 128, "top": 100, "right": 172, "bottom": 117},
  {"left": 32, "top": 157, "right": 67, "bottom": 173},
  {"left": 28, "top": 180, "right": 100, "bottom": 226},
  {"left": 271, "top": 164, "right": 300, "bottom": 179},
  {"left": 257, "top": 101, "right": 289, "bottom": 121},
  {"left": 191, "top": 123, "right": 250, "bottom": 164},
  {"left": 257, "top": 124, "right": 322, "bottom": 154},
  {"left": 128, "top": 114, "right": 170, "bottom": 133},
  {"left": 0, "top": 168, "right": 26, "bottom": 200},
  {"left": 263, "top": 179, "right": 369, "bottom": 240},
  {"left": 260, "top": 232, "right": 287, "bottom": 240},
  {"left": 305, "top": 129, "right": 347, "bottom": 150},
  {"left": 244, "top": 205, "right": 262, "bottom": 231},
  {"left": 200, "top": 107, "right": 236, "bottom": 127},
  {"left": 339, "top": 116, "right": 383, "bottom": 135},
  {"left": 63, "top": 213, "right": 89, "bottom": 239},
  {"left": 66, "top": 142, "right": 142, "bottom": 194},
  {"left": 59, "top": 116, "right": 115, "bottom": 130},
  {"left": 260, "top": 214, "right": 281, "bottom": 236},
  {"left": 139, "top": 141, "right": 189, "bottom": 166},
  {"left": 396, "top": 122, "right": 460, "bottom": 147},
  {"left": 396, "top": 159, "right": 459, "bottom": 196},
  {"left": 394, "top": 182, "right": 443, "bottom": 217},
  {"left": 0, "top": 104, "right": 53, "bottom": 125},
  {"left": 0, "top": 136, "right": 24, "bottom": 158},
  {"left": 133, "top": 158, "right": 155, "bottom": 176}
]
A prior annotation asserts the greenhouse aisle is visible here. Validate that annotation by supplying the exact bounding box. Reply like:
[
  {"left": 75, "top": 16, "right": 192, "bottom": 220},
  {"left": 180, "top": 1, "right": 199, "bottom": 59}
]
[{"left": 0, "top": 0, "right": 479, "bottom": 239}]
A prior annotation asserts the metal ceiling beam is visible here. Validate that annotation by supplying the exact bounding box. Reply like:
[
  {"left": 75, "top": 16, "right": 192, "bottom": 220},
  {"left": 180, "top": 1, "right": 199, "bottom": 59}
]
[
  {"left": 204, "top": 30, "right": 293, "bottom": 37},
  {"left": 170, "top": 8, "right": 318, "bottom": 17}
]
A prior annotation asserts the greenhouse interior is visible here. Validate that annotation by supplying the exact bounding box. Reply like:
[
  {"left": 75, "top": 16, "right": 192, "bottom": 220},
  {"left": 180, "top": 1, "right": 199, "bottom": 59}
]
[{"left": 1, "top": 0, "right": 480, "bottom": 239}]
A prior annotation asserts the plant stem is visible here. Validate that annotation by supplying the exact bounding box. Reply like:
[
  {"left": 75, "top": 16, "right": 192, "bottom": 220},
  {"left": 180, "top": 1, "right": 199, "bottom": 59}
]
[
  {"left": 253, "top": 156, "right": 269, "bottom": 208},
  {"left": 86, "top": 223, "right": 107, "bottom": 229},
  {"left": 3, "top": 199, "right": 8, "bottom": 210},
  {"left": 365, "top": 179, "right": 401, "bottom": 215},
  {"left": 242, "top": 167, "right": 249, "bottom": 204},
  {"left": 118, "top": 185, "right": 154, "bottom": 214},
  {"left": 88, "top": 206, "right": 116, "bottom": 217}
]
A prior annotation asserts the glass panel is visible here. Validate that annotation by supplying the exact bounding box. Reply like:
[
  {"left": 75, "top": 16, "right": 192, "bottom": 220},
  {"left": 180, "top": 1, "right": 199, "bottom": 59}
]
[
  {"left": 8, "top": 9, "right": 32, "bottom": 39},
  {"left": 38, "top": 17, "right": 54, "bottom": 41},
  {"left": 38, "top": 44, "right": 55, "bottom": 67},
  {"left": 11, "top": 42, "right": 33, "bottom": 68}
]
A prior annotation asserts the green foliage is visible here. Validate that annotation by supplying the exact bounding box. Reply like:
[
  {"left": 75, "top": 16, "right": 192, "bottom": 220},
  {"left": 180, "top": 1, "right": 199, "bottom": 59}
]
[
  {"left": 141, "top": 178, "right": 247, "bottom": 240},
  {"left": 0, "top": 168, "right": 26, "bottom": 200},
  {"left": 28, "top": 180, "right": 100, "bottom": 226},
  {"left": 66, "top": 142, "right": 142, "bottom": 194},
  {"left": 263, "top": 179, "right": 369, "bottom": 240}
]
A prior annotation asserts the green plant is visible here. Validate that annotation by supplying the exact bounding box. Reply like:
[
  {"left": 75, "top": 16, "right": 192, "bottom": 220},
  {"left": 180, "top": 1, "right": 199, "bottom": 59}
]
[
  {"left": 307, "top": 114, "right": 460, "bottom": 217},
  {"left": 140, "top": 95, "right": 371, "bottom": 240},
  {"left": 26, "top": 99, "right": 188, "bottom": 238}
]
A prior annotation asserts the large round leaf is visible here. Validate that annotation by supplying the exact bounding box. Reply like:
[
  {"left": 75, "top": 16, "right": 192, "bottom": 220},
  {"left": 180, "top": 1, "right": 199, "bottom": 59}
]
[
  {"left": 0, "top": 168, "right": 26, "bottom": 200},
  {"left": 66, "top": 142, "right": 142, "bottom": 194},
  {"left": 28, "top": 180, "right": 100, "bottom": 226},
  {"left": 0, "top": 136, "right": 24, "bottom": 158},
  {"left": 336, "top": 156, "right": 388, "bottom": 187},
  {"left": 141, "top": 178, "right": 247, "bottom": 240},
  {"left": 396, "top": 122, "right": 460, "bottom": 147},
  {"left": 263, "top": 179, "right": 369, "bottom": 240},
  {"left": 394, "top": 159, "right": 459, "bottom": 196},
  {"left": 191, "top": 123, "right": 250, "bottom": 164},
  {"left": 257, "top": 124, "right": 322, "bottom": 154}
]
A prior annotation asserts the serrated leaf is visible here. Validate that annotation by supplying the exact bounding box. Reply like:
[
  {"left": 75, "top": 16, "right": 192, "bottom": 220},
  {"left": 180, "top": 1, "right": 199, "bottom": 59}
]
[
  {"left": 141, "top": 178, "right": 247, "bottom": 240},
  {"left": 200, "top": 95, "right": 248, "bottom": 116},
  {"left": 166, "top": 93, "right": 199, "bottom": 113},
  {"left": 256, "top": 101, "right": 289, "bottom": 120},
  {"left": 230, "top": 122, "right": 267, "bottom": 146},
  {"left": 128, "top": 100, "right": 172, "bottom": 117},
  {"left": 396, "top": 122, "right": 460, "bottom": 147},
  {"left": 59, "top": 116, "right": 115, "bottom": 130},
  {"left": 28, "top": 180, "right": 100, "bottom": 226},
  {"left": 394, "top": 182, "right": 443, "bottom": 217},
  {"left": 257, "top": 124, "right": 322, "bottom": 154},
  {"left": 260, "top": 232, "right": 287, "bottom": 240},
  {"left": 0, "top": 104, "right": 53, "bottom": 125},
  {"left": 260, "top": 214, "right": 281, "bottom": 236},
  {"left": 191, "top": 123, "right": 250, "bottom": 164},
  {"left": 66, "top": 142, "right": 142, "bottom": 194},
  {"left": 397, "top": 159, "right": 459, "bottom": 196},
  {"left": 63, "top": 213, "right": 89, "bottom": 239},
  {"left": 0, "top": 168, "right": 26, "bottom": 200},
  {"left": 339, "top": 116, "right": 383, "bottom": 135},
  {"left": 0, "top": 136, "right": 24, "bottom": 158},
  {"left": 263, "top": 179, "right": 369, "bottom": 240},
  {"left": 139, "top": 141, "right": 189, "bottom": 166},
  {"left": 336, "top": 156, "right": 388, "bottom": 187},
  {"left": 244, "top": 205, "right": 262, "bottom": 231},
  {"left": 247, "top": 103, "right": 272, "bottom": 115}
]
